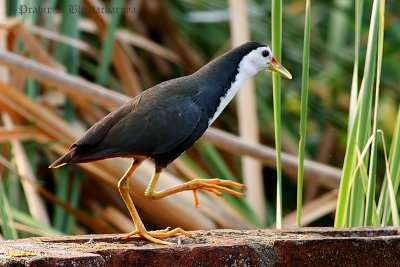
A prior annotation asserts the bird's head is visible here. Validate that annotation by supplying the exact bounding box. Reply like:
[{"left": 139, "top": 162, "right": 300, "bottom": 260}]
[{"left": 237, "top": 43, "right": 292, "bottom": 80}]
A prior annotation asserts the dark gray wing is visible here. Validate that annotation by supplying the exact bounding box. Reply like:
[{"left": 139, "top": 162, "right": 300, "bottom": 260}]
[
  {"left": 72, "top": 94, "right": 202, "bottom": 159},
  {"left": 71, "top": 95, "right": 141, "bottom": 149}
]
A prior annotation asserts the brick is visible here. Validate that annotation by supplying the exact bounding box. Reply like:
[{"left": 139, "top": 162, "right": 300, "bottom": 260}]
[{"left": 0, "top": 227, "right": 398, "bottom": 266}]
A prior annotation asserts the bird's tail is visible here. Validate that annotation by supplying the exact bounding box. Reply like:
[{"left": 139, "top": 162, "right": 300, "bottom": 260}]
[{"left": 49, "top": 148, "right": 77, "bottom": 168}]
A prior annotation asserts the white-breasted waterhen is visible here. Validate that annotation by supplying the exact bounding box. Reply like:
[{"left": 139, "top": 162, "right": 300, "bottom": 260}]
[{"left": 50, "top": 42, "right": 292, "bottom": 245}]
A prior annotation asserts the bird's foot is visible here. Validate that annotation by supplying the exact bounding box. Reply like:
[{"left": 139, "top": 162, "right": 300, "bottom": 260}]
[
  {"left": 122, "top": 226, "right": 191, "bottom": 245},
  {"left": 190, "top": 178, "right": 244, "bottom": 207}
]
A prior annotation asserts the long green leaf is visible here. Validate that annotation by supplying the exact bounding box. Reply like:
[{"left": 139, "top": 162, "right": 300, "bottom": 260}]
[
  {"left": 378, "top": 130, "right": 399, "bottom": 226},
  {"left": 271, "top": 0, "right": 283, "bottom": 230},
  {"left": 0, "top": 176, "right": 17, "bottom": 239},
  {"left": 6, "top": 170, "right": 21, "bottom": 211},
  {"left": 41, "top": 0, "right": 58, "bottom": 48},
  {"left": 378, "top": 107, "right": 400, "bottom": 225},
  {"left": 358, "top": 158, "right": 380, "bottom": 226},
  {"left": 65, "top": 173, "right": 82, "bottom": 234},
  {"left": 365, "top": 0, "right": 385, "bottom": 226},
  {"left": 349, "top": 0, "right": 364, "bottom": 132},
  {"left": 346, "top": 135, "right": 379, "bottom": 225},
  {"left": 349, "top": 0, "right": 379, "bottom": 227},
  {"left": 335, "top": 0, "right": 380, "bottom": 227},
  {"left": 53, "top": 0, "right": 81, "bottom": 233},
  {"left": 335, "top": 108, "right": 360, "bottom": 227},
  {"left": 96, "top": 0, "right": 124, "bottom": 85},
  {"left": 12, "top": 209, "right": 63, "bottom": 237},
  {"left": 297, "top": 0, "right": 311, "bottom": 227},
  {"left": 53, "top": 168, "right": 68, "bottom": 232}
]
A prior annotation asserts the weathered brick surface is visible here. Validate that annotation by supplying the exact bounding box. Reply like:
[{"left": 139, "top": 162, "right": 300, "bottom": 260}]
[{"left": 0, "top": 227, "right": 399, "bottom": 266}]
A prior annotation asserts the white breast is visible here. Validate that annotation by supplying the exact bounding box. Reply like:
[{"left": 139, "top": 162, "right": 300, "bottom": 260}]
[{"left": 207, "top": 54, "right": 259, "bottom": 126}]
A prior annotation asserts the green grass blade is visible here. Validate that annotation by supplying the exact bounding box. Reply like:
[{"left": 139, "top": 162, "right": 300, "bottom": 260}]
[
  {"left": 349, "top": 0, "right": 364, "bottom": 131},
  {"left": 6, "top": 0, "right": 18, "bottom": 16},
  {"left": 0, "top": 176, "right": 17, "bottom": 239},
  {"left": 41, "top": 0, "right": 58, "bottom": 47},
  {"left": 334, "top": 133, "right": 380, "bottom": 226},
  {"left": 12, "top": 209, "right": 63, "bottom": 237},
  {"left": 6, "top": 171, "right": 21, "bottom": 210},
  {"left": 55, "top": 0, "right": 80, "bottom": 73},
  {"left": 348, "top": 134, "right": 380, "bottom": 226},
  {"left": 378, "top": 130, "right": 399, "bottom": 225},
  {"left": 365, "top": 0, "right": 385, "bottom": 226},
  {"left": 335, "top": 0, "right": 364, "bottom": 227},
  {"left": 96, "top": 0, "right": 124, "bottom": 85},
  {"left": 24, "top": 78, "right": 39, "bottom": 100},
  {"left": 349, "top": 0, "right": 380, "bottom": 226},
  {"left": 53, "top": 168, "right": 68, "bottom": 232},
  {"left": 80, "top": 59, "right": 124, "bottom": 92},
  {"left": 358, "top": 159, "right": 380, "bottom": 226},
  {"left": 271, "top": 0, "right": 283, "bottom": 229},
  {"left": 335, "top": 0, "right": 380, "bottom": 227},
  {"left": 379, "top": 107, "right": 400, "bottom": 225},
  {"left": 385, "top": 174, "right": 399, "bottom": 226},
  {"left": 20, "top": 0, "right": 42, "bottom": 25},
  {"left": 297, "top": 0, "right": 311, "bottom": 227},
  {"left": 326, "top": 0, "right": 350, "bottom": 57},
  {"left": 65, "top": 174, "right": 82, "bottom": 234},
  {"left": 325, "top": 0, "right": 351, "bottom": 84},
  {"left": 349, "top": 154, "right": 365, "bottom": 226},
  {"left": 52, "top": 0, "right": 81, "bottom": 233},
  {"left": 335, "top": 109, "right": 360, "bottom": 227}
]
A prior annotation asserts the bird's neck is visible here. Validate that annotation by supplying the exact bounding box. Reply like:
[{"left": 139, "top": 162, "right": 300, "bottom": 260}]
[
  {"left": 207, "top": 67, "right": 253, "bottom": 125},
  {"left": 196, "top": 57, "right": 257, "bottom": 126}
]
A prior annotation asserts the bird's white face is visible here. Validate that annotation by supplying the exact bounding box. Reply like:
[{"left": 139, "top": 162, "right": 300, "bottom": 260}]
[
  {"left": 246, "top": 46, "right": 273, "bottom": 71},
  {"left": 239, "top": 46, "right": 292, "bottom": 79},
  {"left": 208, "top": 44, "right": 291, "bottom": 126}
]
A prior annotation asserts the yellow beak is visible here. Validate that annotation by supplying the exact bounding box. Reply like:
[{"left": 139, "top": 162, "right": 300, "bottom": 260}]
[{"left": 268, "top": 57, "right": 292, "bottom": 79}]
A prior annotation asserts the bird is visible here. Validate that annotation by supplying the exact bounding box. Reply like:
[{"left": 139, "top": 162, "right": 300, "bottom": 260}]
[{"left": 50, "top": 41, "right": 292, "bottom": 245}]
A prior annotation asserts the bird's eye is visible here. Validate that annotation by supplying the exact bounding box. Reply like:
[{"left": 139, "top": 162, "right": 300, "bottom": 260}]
[{"left": 262, "top": 50, "right": 269, "bottom": 57}]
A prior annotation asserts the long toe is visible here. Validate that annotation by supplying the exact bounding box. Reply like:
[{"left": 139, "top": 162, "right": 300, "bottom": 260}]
[
  {"left": 121, "top": 229, "right": 141, "bottom": 239},
  {"left": 193, "top": 179, "right": 245, "bottom": 198},
  {"left": 203, "top": 178, "right": 244, "bottom": 189},
  {"left": 122, "top": 227, "right": 191, "bottom": 245},
  {"left": 148, "top": 227, "right": 192, "bottom": 238}
]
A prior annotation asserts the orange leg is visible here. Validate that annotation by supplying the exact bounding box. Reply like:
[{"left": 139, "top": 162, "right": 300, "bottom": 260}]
[
  {"left": 144, "top": 170, "right": 245, "bottom": 206},
  {"left": 118, "top": 158, "right": 190, "bottom": 245}
]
